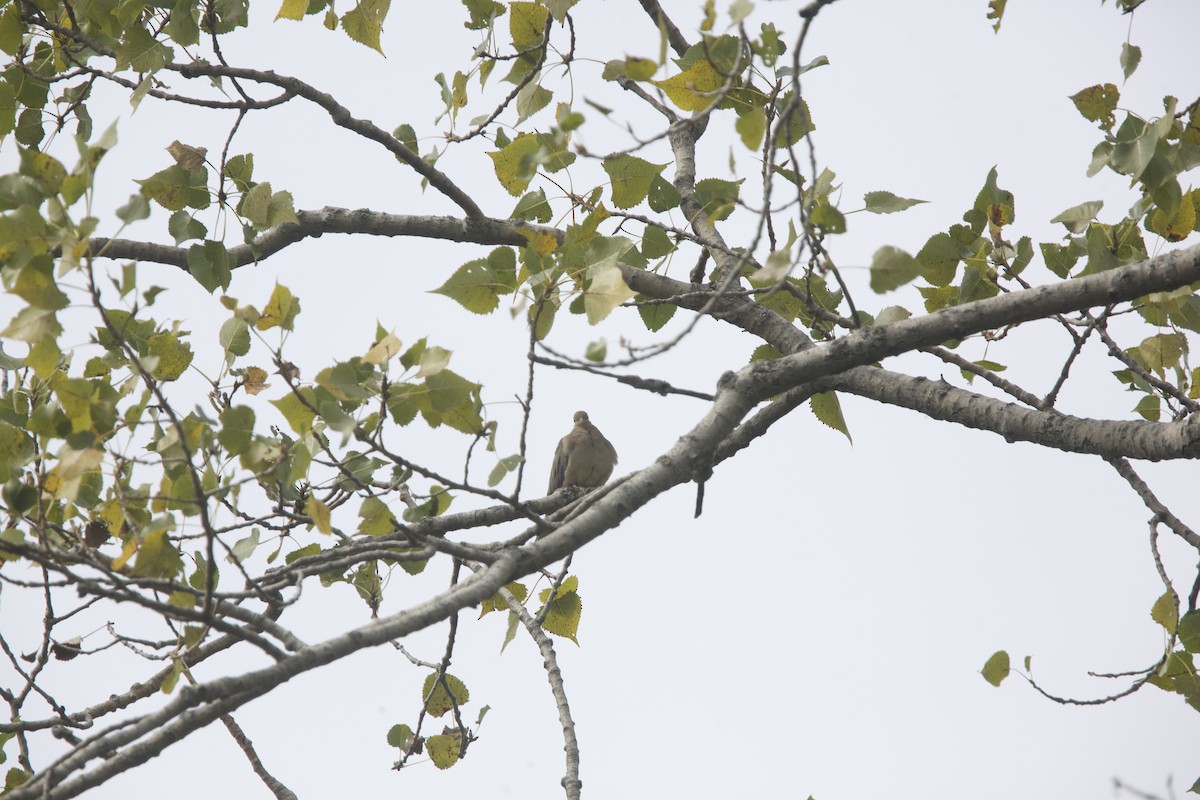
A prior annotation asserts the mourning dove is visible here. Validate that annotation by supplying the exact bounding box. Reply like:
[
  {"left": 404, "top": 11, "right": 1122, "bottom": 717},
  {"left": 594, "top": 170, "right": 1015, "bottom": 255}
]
[{"left": 548, "top": 410, "right": 618, "bottom": 494}]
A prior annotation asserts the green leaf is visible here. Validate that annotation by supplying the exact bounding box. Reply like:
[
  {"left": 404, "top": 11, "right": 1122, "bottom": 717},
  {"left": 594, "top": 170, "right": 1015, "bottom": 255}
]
[
  {"left": 358, "top": 496, "right": 394, "bottom": 535},
  {"left": 1049, "top": 200, "right": 1103, "bottom": 234},
  {"left": 772, "top": 93, "right": 815, "bottom": 147},
  {"left": 422, "top": 672, "right": 470, "bottom": 717},
  {"left": 187, "top": 241, "right": 231, "bottom": 294},
  {"left": 146, "top": 331, "right": 193, "bottom": 380},
  {"left": 1179, "top": 611, "right": 1200, "bottom": 654},
  {"left": 1119, "top": 42, "right": 1141, "bottom": 81},
  {"left": 602, "top": 155, "right": 668, "bottom": 210},
  {"left": 12, "top": 259, "right": 69, "bottom": 310},
  {"left": 218, "top": 406, "right": 255, "bottom": 456},
  {"left": 341, "top": 0, "right": 391, "bottom": 54},
  {"left": 1070, "top": 83, "right": 1119, "bottom": 130},
  {"left": 136, "top": 165, "right": 209, "bottom": 211},
  {"left": 647, "top": 174, "right": 680, "bottom": 212},
  {"left": 228, "top": 529, "right": 260, "bottom": 563},
  {"left": 432, "top": 256, "right": 509, "bottom": 314},
  {"left": 986, "top": 0, "right": 1006, "bottom": 32},
  {"left": 915, "top": 232, "right": 960, "bottom": 287},
  {"left": 974, "top": 166, "right": 1015, "bottom": 228},
  {"left": 869, "top": 245, "right": 919, "bottom": 293},
  {"left": 1151, "top": 590, "right": 1179, "bottom": 634},
  {"left": 426, "top": 733, "right": 462, "bottom": 770},
  {"left": 487, "top": 133, "right": 540, "bottom": 196},
  {"left": 981, "top": 650, "right": 1010, "bottom": 687},
  {"left": 462, "top": 0, "right": 505, "bottom": 29},
  {"left": 387, "top": 723, "right": 415, "bottom": 750},
  {"left": 863, "top": 191, "right": 927, "bottom": 214},
  {"left": 515, "top": 81, "right": 552, "bottom": 124},
  {"left": 509, "top": 1, "right": 548, "bottom": 48},
  {"left": 637, "top": 295, "right": 676, "bottom": 332},
  {"left": 810, "top": 392, "right": 851, "bottom": 443},
  {"left": 693, "top": 178, "right": 742, "bottom": 223},
  {"left": 240, "top": 182, "right": 298, "bottom": 229},
  {"left": 736, "top": 106, "right": 766, "bottom": 150},
  {"left": 641, "top": 225, "right": 675, "bottom": 259},
  {"left": 115, "top": 26, "right": 174, "bottom": 73},
  {"left": 271, "top": 388, "right": 318, "bottom": 434},
  {"left": 131, "top": 529, "right": 184, "bottom": 579},
  {"left": 537, "top": 580, "right": 582, "bottom": 644},
  {"left": 168, "top": 210, "right": 208, "bottom": 244},
  {"left": 512, "top": 188, "right": 552, "bottom": 222},
  {"left": 1133, "top": 394, "right": 1160, "bottom": 421}
]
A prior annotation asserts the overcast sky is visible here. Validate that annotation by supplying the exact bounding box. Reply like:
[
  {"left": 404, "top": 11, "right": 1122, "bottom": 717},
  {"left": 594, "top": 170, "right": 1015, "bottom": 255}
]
[{"left": 4, "top": 1, "right": 1200, "bottom": 798}]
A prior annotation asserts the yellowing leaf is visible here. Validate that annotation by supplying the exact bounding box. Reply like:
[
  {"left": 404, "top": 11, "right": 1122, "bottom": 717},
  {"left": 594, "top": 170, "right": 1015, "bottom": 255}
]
[
  {"left": 242, "top": 366, "right": 270, "bottom": 395},
  {"left": 736, "top": 106, "right": 766, "bottom": 150},
  {"left": 421, "top": 672, "right": 470, "bottom": 717},
  {"left": 147, "top": 331, "right": 193, "bottom": 380},
  {"left": 1070, "top": 83, "right": 1119, "bottom": 130},
  {"left": 602, "top": 154, "right": 667, "bottom": 210},
  {"left": 652, "top": 60, "right": 722, "bottom": 112},
  {"left": 487, "top": 133, "right": 540, "bottom": 196},
  {"left": 363, "top": 331, "right": 403, "bottom": 364},
  {"left": 509, "top": 1, "right": 548, "bottom": 49},
  {"left": 271, "top": 388, "right": 317, "bottom": 434},
  {"left": 131, "top": 529, "right": 184, "bottom": 578},
  {"left": 257, "top": 283, "right": 301, "bottom": 331},
  {"left": 810, "top": 391, "right": 851, "bottom": 443},
  {"left": 276, "top": 0, "right": 307, "bottom": 20},
  {"left": 981, "top": 650, "right": 1010, "bottom": 687},
  {"left": 166, "top": 140, "right": 207, "bottom": 170},
  {"left": 341, "top": 0, "right": 391, "bottom": 54},
  {"left": 426, "top": 733, "right": 462, "bottom": 770},
  {"left": 306, "top": 495, "right": 332, "bottom": 534},
  {"left": 518, "top": 228, "right": 558, "bottom": 255},
  {"left": 416, "top": 346, "right": 452, "bottom": 378},
  {"left": 1148, "top": 194, "right": 1195, "bottom": 242},
  {"left": 1151, "top": 590, "right": 1178, "bottom": 634},
  {"left": 585, "top": 256, "right": 636, "bottom": 324}
]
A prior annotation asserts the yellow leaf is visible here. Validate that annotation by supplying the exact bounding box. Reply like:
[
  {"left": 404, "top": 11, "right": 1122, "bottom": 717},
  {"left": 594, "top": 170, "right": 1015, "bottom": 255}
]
[
  {"left": 276, "top": 0, "right": 307, "bottom": 20},
  {"left": 518, "top": 228, "right": 558, "bottom": 255},
  {"left": 652, "top": 61, "right": 722, "bottom": 112},
  {"left": 242, "top": 366, "right": 270, "bottom": 395},
  {"left": 363, "top": 331, "right": 403, "bottom": 365},
  {"left": 584, "top": 261, "right": 635, "bottom": 324},
  {"left": 111, "top": 536, "right": 137, "bottom": 571},
  {"left": 306, "top": 495, "right": 332, "bottom": 534}
]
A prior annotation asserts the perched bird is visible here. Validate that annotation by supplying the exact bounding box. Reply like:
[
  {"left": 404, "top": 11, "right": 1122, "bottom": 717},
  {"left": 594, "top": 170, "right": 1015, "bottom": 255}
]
[{"left": 548, "top": 410, "right": 618, "bottom": 494}]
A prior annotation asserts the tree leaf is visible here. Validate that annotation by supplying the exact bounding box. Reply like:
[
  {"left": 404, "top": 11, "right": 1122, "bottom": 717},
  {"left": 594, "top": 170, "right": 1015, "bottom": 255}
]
[
  {"left": 1151, "top": 590, "right": 1178, "bottom": 634},
  {"left": 341, "top": 0, "right": 391, "bottom": 54},
  {"left": 256, "top": 283, "right": 301, "bottom": 331},
  {"left": 602, "top": 154, "right": 668, "bottom": 210},
  {"left": 810, "top": 391, "right": 852, "bottom": 443},
  {"left": 981, "top": 650, "right": 1010, "bottom": 687},
  {"left": 1119, "top": 42, "right": 1141, "bottom": 81},
  {"left": 869, "top": 245, "right": 919, "bottom": 293},
  {"left": 652, "top": 60, "right": 722, "bottom": 112},
  {"left": 1070, "top": 83, "right": 1119, "bottom": 130},
  {"left": 863, "top": 191, "right": 927, "bottom": 214},
  {"left": 422, "top": 672, "right": 470, "bottom": 717}
]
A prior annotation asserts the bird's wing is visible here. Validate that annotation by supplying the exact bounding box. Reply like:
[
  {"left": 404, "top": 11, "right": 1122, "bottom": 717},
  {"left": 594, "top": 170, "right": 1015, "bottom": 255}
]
[{"left": 548, "top": 437, "right": 569, "bottom": 493}]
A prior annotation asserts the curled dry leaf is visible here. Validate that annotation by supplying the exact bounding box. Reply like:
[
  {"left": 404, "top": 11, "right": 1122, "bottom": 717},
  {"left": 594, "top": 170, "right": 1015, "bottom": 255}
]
[{"left": 166, "top": 140, "right": 208, "bottom": 170}]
